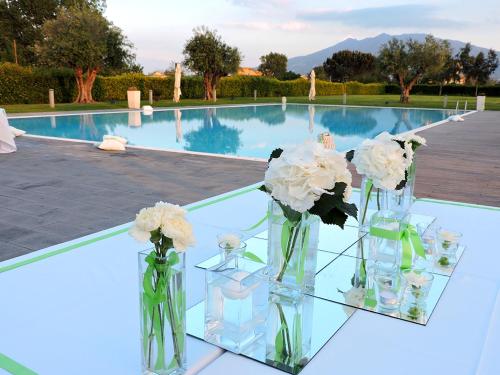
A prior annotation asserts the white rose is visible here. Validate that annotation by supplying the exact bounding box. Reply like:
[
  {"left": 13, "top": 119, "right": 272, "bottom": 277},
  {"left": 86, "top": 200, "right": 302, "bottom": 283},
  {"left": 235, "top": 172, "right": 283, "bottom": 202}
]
[{"left": 129, "top": 202, "right": 195, "bottom": 251}]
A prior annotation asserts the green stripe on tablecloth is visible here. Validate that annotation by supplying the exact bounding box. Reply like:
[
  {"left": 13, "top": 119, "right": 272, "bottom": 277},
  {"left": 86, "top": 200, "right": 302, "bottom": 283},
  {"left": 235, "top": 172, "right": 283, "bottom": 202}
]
[
  {"left": 0, "top": 353, "right": 37, "bottom": 375},
  {"left": 0, "top": 185, "right": 258, "bottom": 275}
]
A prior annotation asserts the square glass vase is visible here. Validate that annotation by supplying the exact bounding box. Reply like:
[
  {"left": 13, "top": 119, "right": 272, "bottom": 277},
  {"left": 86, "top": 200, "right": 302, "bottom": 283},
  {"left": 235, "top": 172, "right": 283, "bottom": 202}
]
[
  {"left": 266, "top": 293, "right": 313, "bottom": 374},
  {"left": 369, "top": 210, "right": 409, "bottom": 270},
  {"left": 382, "top": 161, "right": 417, "bottom": 215},
  {"left": 204, "top": 256, "right": 269, "bottom": 354},
  {"left": 267, "top": 200, "right": 320, "bottom": 297},
  {"left": 138, "top": 249, "right": 186, "bottom": 375}
]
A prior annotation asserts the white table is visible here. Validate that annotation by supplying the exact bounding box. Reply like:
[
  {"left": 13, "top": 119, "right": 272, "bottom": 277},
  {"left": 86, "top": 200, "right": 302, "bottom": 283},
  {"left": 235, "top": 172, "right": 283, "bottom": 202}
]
[{"left": 1, "top": 184, "right": 499, "bottom": 375}]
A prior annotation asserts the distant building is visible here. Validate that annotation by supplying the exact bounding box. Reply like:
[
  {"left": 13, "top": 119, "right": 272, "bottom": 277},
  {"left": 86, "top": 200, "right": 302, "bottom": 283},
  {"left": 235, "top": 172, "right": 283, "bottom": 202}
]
[
  {"left": 149, "top": 71, "right": 167, "bottom": 78},
  {"left": 236, "top": 67, "right": 263, "bottom": 76}
]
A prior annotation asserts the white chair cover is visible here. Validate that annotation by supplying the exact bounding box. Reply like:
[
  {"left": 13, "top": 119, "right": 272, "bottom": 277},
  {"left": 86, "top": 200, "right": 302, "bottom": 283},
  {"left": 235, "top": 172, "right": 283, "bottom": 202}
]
[{"left": 0, "top": 108, "right": 16, "bottom": 153}]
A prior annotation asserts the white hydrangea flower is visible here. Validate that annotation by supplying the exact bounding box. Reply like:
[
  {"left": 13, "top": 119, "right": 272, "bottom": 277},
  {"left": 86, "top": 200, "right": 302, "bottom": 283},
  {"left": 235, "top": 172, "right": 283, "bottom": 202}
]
[
  {"left": 351, "top": 132, "right": 406, "bottom": 190},
  {"left": 264, "top": 141, "right": 352, "bottom": 213},
  {"left": 393, "top": 133, "right": 427, "bottom": 169},
  {"left": 218, "top": 234, "right": 242, "bottom": 250}
]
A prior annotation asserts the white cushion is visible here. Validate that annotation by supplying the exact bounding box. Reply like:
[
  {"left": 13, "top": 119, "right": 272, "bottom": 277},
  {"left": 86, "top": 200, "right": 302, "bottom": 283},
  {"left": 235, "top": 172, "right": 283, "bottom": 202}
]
[
  {"left": 448, "top": 115, "right": 464, "bottom": 122},
  {"left": 103, "top": 135, "right": 127, "bottom": 145},
  {"left": 10, "top": 126, "right": 26, "bottom": 137},
  {"left": 142, "top": 105, "right": 153, "bottom": 111},
  {"left": 98, "top": 139, "right": 126, "bottom": 151}
]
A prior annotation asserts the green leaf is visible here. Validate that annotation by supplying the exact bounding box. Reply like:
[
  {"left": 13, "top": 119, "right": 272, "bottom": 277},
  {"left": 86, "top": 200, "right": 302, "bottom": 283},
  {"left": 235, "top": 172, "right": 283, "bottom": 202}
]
[
  {"left": 167, "top": 251, "right": 180, "bottom": 266},
  {"left": 268, "top": 148, "right": 284, "bottom": 162},
  {"left": 277, "top": 201, "right": 302, "bottom": 223},
  {"left": 309, "top": 182, "right": 358, "bottom": 227},
  {"left": 150, "top": 228, "right": 162, "bottom": 244},
  {"left": 281, "top": 220, "right": 292, "bottom": 258},
  {"left": 345, "top": 149, "right": 355, "bottom": 162},
  {"left": 242, "top": 251, "right": 265, "bottom": 264}
]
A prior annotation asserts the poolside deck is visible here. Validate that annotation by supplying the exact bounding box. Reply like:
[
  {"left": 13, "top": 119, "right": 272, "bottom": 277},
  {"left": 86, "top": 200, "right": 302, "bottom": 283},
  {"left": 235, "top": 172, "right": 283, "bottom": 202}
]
[{"left": 1, "top": 110, "right": 498, "bottom": 261}]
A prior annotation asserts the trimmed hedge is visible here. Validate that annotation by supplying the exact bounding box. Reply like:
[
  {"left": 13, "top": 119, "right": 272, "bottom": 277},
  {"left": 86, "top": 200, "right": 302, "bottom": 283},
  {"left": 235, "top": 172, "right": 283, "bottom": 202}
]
[
  {"left": 1, "top": 62, "right": 499, "bottom": 104},
  {"left": 0, "top": 63, "right": 76, "bottom": 104}
]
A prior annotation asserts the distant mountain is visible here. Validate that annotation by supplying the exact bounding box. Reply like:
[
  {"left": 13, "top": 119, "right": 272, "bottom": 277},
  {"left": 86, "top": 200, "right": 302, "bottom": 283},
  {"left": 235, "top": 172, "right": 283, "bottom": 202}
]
[{"left": 288, "top": 33, "right": 499, "bottom": 79}]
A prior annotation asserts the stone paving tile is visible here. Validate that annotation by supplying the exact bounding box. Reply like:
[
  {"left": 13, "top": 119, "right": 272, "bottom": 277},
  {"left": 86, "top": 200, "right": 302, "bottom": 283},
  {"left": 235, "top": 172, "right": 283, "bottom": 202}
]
[
  {"left": 0, "top": 137, "right": 266, "bottom": 258},
  {"left": 0, "top": 242, "right": 33, "bottom": 262}
]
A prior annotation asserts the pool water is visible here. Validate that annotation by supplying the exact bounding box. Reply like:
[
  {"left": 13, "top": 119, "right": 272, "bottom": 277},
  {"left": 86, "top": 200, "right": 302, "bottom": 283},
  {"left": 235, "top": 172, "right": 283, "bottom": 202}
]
[{"left": 9, "top": 104, "right": 462, "bottom": 159}]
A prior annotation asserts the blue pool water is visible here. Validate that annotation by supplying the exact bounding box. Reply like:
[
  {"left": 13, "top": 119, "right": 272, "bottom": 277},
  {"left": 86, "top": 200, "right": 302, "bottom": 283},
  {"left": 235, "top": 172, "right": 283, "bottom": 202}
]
[{"left": 10, "top": 104, "right": 461, "bottom": 159}]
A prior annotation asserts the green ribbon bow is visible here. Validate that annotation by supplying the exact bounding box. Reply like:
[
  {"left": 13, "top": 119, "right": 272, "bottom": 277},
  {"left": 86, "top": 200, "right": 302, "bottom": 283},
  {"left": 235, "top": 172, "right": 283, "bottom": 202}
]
[{"left": 369, "top": 221, "right": 425, "bottom": 270}]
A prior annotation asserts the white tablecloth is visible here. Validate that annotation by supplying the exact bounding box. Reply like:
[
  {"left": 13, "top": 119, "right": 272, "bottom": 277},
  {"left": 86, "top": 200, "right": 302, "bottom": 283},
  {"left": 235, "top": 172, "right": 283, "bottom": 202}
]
[{"left": 0, "top": 185, "right": 499, "bottom": 375}]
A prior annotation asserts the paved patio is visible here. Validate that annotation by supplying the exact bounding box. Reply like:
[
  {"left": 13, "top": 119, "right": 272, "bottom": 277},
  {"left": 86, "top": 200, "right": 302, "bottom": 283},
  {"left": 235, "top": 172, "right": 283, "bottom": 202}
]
[
  {"left": 1, "top": 110, "right": 499, "bottom": 261},
  {"left": 0, "top": 138, "right": 266, "bottom": 261}
]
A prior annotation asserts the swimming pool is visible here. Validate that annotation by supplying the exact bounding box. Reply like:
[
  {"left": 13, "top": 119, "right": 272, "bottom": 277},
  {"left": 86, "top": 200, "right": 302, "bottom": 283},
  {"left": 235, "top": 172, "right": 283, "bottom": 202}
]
[{"left": 9, "top": 104, "right": 463, "bottom": 159}]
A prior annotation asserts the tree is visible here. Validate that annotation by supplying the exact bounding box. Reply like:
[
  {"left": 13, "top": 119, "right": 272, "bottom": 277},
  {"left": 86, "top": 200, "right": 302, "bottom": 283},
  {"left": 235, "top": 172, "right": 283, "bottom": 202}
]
[
  {"left": 0, "top": 0, "right": 105, "bottom": 64},
  {"left": 458, "top": 43, "right": 499, "bottom": 95},
  {"left": 36, "top": 5, "right": 113, "bottom": 103},
  {"left": 425, "top": 55, "right": 460, "bottom": 95},
  {"left": 281, "top": 71, "right": 301, "bottom": 81},
  {"left": 323, "top": 50, "right": 376, "bottom": 82},
  {"left": 312, "top": 65, "right": 329, "bottom": 81},
  {"left": 183, "top": 27, "right": 241, "bottom": 100},
  {"left": 258, "top": 52, "right": 287, "bottom": 79},
  {"left": 379, "top": 35, "right": 451, "bottom": 103},
  {"left": 102, "top": 24, "right": 142, "bottom": 75}
]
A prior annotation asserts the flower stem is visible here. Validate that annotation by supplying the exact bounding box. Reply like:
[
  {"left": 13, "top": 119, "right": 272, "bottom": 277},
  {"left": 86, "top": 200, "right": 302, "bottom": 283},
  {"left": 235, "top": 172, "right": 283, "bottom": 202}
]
[
  {"left": 277, "top": 222, "right": 301, "bottom": 282},
  {"left": 361, "top": 184, "right": 373, "bottom": 225},
  {"left": 166, "top": 276, "right": 183, "bottom": 367},
  {"left": 376, "top": 188, "right": 381, "bottom": 210}
]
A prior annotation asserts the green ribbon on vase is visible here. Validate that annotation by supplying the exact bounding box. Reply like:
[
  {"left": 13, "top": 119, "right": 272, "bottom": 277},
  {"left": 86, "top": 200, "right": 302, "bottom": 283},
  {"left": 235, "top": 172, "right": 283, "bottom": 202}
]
[{"left": 369, "top": 222, "right": 425, "bottom": 270}]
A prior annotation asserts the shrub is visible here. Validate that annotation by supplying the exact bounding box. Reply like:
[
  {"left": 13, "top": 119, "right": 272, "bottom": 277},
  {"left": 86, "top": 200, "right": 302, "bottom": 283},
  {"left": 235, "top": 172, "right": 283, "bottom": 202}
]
[{"left": 1, "top": 62, "right": 499, "bottom": 105}]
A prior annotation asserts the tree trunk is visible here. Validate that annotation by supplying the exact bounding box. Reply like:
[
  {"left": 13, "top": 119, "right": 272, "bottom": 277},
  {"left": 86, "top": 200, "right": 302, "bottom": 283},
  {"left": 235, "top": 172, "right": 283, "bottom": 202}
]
[
  {"left": 400, "top": 88, "right": 410, "bottom": 104},
  {"left": 475, "top": 82, "right": 479, "bottom": 97},
  {"left": 203, "top": 73, "right": 214, "bottom": 100},
  {"left": 74, "top": 67, "right": 98, "bottom": 103},
  {"left": 439, "top": 82, "right": 443, "bottom": 96}
]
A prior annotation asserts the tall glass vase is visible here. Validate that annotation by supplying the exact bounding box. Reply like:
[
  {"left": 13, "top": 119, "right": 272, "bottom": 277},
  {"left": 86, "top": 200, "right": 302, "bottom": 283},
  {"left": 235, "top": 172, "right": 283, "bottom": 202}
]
[
  {"left": 382, "top": 161, "right": 416, "bottom": 214},
  {"left": 358, "top": 177, "right": 385, "bottom": 233},
  {"left": 138, "top": 249, "right": 186, "bottom": 375},
  {"left": 267, "top": 201, "right": 320, "bottom": 296}
]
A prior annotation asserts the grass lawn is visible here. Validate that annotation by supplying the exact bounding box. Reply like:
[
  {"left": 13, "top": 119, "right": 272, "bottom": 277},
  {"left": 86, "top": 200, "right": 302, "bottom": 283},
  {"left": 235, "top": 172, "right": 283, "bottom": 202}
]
[{"left": 4, "top": 94, "right": 500, "bottom": 114}]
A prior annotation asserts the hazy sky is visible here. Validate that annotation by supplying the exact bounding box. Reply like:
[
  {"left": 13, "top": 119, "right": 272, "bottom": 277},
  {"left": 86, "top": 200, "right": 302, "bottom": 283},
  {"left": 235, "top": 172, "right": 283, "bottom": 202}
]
[{"left": 105, "top": 0, "right": 500, "bottom": 73}]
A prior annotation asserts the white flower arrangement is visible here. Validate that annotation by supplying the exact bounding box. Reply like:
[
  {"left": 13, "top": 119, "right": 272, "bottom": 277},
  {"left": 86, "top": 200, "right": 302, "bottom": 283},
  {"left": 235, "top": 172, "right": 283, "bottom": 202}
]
[
  {"left": 129, "top": 201, "right": 195, "bottom": 253},
  {"left": 263, "top": 141, "right": 354, "bottom": 215},
  {"left": 351, "top": 132, "right": 407, "bottom": 190}
]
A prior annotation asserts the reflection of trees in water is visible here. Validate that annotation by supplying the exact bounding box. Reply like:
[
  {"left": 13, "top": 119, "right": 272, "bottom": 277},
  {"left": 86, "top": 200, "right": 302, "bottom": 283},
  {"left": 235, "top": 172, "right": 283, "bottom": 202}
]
[
  {"left": 320, "top": 108, "right": 377, "bottom": 136},
  {"left": 256, "top": 105, "right": 285, "bottom": 126},
  {"left": 184, "top": 109, "right": 242, "bottom": 154},
  {"left": 390, "top": 109, "right": 413, "bottom": 134}
]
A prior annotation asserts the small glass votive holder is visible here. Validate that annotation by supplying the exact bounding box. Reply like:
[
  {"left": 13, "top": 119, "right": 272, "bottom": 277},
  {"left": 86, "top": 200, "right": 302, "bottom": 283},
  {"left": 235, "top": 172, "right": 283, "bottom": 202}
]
[
  {"left": 400, "top": 270, "right": 434, "bottom": 322},
  {"left": 373, "top": 263, "right": 402, "bottom": 311},
  {"left": 401, "top": 269, "right": 434, "bottom": 300},
  {"left": 217, "top": 233, "right": 247, "bottom": 259},
  {"left": 204, "top": 256, "right": 269, "bottom": 353},
  {"left": 435, "top": 228, "right": 462, "bottom": 268}
]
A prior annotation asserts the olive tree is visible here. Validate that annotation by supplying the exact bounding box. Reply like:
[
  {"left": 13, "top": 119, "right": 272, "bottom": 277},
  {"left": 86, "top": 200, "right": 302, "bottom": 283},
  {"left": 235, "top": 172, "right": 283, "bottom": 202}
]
[
  {"left": 258, "top": 52, "right": 287, "bottom": 79},
  {"left": 379, "top": 35, "right": 451, "bottom": 103},
  {"left": 183, "top": 27, "right": 241, "bottom": 100},
  {"left": 36, "top": 5, "right": 136, "bottom": 103}
]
